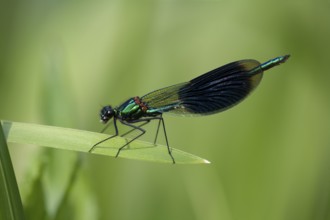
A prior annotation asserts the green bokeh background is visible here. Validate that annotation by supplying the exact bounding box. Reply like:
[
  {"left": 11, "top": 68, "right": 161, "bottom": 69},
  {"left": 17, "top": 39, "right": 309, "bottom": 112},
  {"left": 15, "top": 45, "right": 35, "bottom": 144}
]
[{"left": 1, "top": 0, "right": 330, "bottom": 220}]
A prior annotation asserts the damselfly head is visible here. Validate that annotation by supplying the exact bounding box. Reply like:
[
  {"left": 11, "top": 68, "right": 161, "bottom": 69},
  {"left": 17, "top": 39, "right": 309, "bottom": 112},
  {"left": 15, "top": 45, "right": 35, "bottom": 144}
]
[{"left": 100, "top": 105, "right": 115, "bottom": 123}]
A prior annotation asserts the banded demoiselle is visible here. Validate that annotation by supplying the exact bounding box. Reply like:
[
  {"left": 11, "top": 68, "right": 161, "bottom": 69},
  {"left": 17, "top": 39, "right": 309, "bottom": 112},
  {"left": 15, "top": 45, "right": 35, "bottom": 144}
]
[{"left": 90, "top": 55, "right": 290, "bottom": 163}]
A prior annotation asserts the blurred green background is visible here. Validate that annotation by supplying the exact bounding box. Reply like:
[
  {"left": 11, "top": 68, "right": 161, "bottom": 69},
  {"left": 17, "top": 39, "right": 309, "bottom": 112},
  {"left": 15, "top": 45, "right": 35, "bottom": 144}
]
[{"left": 1, "top": 0, "right": 330, "bottom": 219}]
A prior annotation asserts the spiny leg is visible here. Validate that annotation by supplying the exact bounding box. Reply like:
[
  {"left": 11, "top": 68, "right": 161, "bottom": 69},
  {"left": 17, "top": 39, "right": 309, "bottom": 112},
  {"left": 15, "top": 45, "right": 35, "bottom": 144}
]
[
  {"left": 119, "top": 120, "right": 151, "bottom": 150},
  {"left": 115, "top": 120, "right": 148, "bottom": 157},
  {"left": 120, "top": 120, "right": 151, "bottom": 138},
  {"left": 90, "top": 119, "right": 150, "bottom": 154},
  {"left": 91, "top": 116, "right": 175, "bottom": 164},
  {"left": 89, "top": 118, "right": 119, "bottom": 153},
  {"left": 153, "top": 118, "right": 162, "bottom": 145},
  {"left": 159, "top": 117, "right": 175, "bottom": 164},
  {"left": 124, "top": 118, "right": 161, "bottom": 146},
  {"left": 127, "top": 116, "right": 175, "bottom": 164}
]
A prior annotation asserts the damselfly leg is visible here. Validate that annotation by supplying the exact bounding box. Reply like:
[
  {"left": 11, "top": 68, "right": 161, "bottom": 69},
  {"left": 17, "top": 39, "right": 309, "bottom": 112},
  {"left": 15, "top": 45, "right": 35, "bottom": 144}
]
[{"left": 90, "top": 115, "right": 175, "bottom": 163}]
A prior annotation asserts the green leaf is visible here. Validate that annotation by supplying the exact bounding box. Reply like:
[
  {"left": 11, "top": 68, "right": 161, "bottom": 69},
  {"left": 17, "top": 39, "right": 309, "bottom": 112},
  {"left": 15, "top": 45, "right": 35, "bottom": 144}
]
[
  {"left": 1, "top": 121, "right": 210, "bottom": 164},
  {"left": 0, "top": 122, "right": 26, "bottom": 220}
]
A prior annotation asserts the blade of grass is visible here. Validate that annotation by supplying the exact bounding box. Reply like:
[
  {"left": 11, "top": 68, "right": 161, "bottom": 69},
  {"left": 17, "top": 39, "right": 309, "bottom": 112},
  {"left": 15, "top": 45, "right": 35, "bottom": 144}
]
[
  {"left": 1, "top": 121, "right": 210, "bottom": 164},
  {"left": 0, "top": 122, "right": 25, "bottom": 220}
]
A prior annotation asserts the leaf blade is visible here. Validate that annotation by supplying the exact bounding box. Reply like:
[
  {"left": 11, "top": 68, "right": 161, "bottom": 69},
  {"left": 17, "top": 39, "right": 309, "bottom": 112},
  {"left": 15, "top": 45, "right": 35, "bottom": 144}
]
[
  {"left": 2, "top": 121, "right": 210, "bottom": 164},
  {"left": 0, "top": 122, "right": 26, "bottom": 220}
]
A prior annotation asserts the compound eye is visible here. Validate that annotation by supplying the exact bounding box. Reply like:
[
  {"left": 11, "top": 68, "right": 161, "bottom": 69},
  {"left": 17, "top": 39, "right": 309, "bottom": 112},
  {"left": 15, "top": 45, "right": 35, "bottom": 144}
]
[{"left": 100, "top": 105, "right": 114, "bottom": 123}]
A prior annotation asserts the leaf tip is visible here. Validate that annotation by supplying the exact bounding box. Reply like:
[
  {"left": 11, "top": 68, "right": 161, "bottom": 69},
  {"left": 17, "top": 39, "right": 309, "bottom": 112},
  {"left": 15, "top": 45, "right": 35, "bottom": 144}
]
[{"left": 203, "top": 159, "right": 211, "bottom": 164}]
